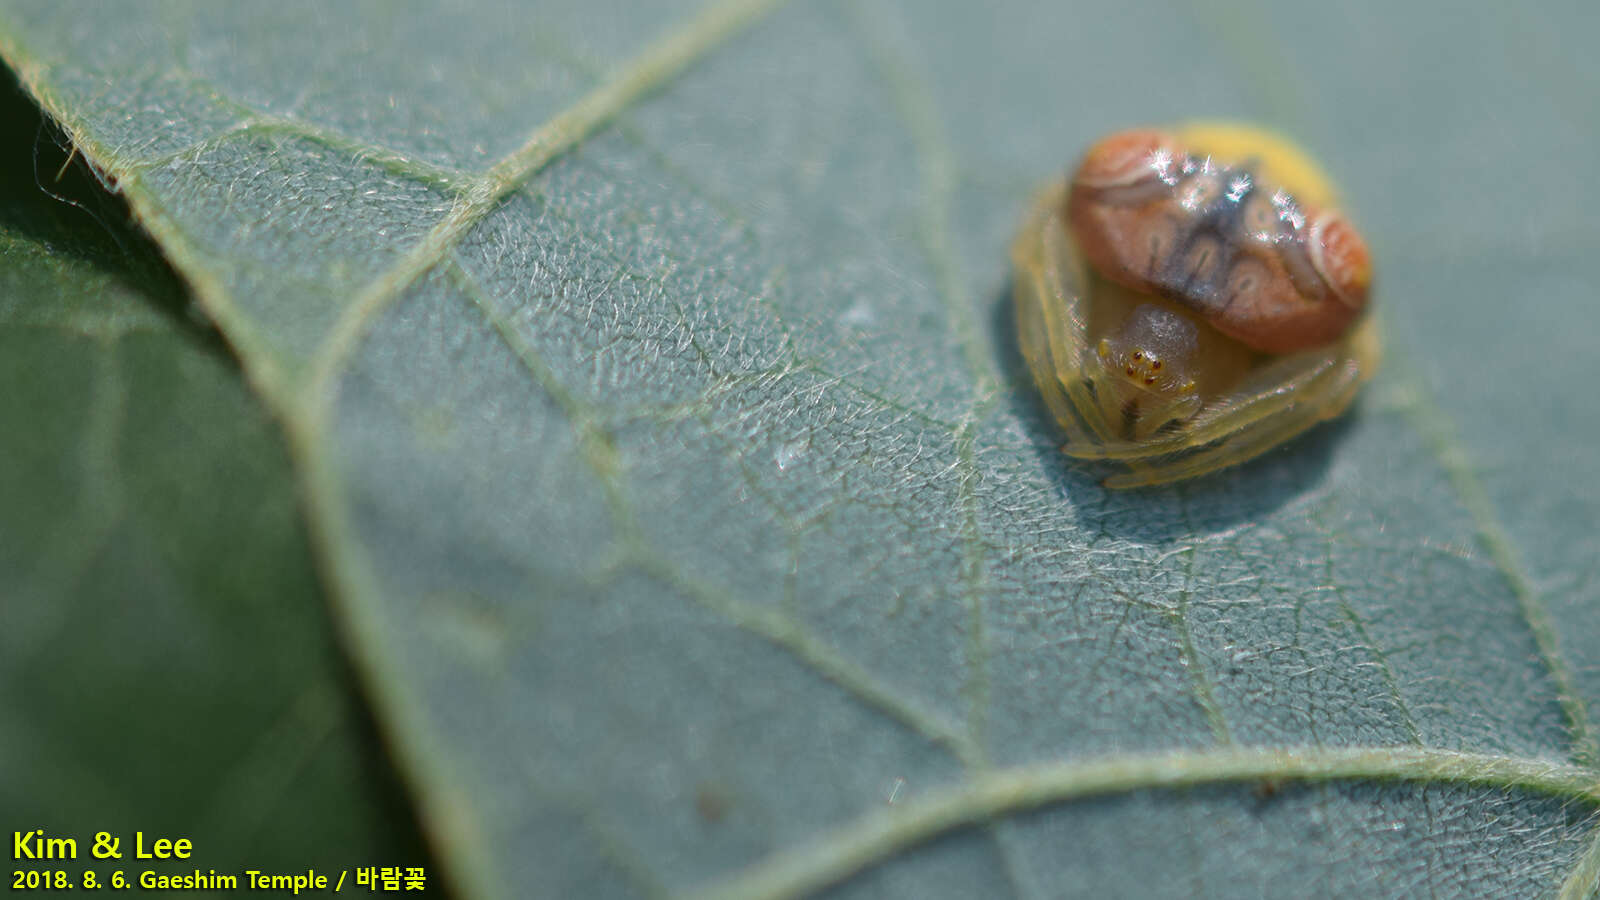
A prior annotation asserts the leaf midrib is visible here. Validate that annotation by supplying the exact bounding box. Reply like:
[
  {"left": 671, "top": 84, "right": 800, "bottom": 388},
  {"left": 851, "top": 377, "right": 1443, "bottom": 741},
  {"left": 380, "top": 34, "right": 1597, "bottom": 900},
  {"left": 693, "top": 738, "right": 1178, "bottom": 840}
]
[{"left": 694, "top": 744, "right": 1600, "bottom": 900}]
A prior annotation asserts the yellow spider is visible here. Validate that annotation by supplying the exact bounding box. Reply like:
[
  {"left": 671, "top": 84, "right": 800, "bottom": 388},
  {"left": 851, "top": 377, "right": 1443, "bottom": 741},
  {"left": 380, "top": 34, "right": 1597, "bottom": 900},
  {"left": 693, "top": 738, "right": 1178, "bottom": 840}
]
[{"left": 1013, "top": 123, "right": 1380, "bottom": 488}]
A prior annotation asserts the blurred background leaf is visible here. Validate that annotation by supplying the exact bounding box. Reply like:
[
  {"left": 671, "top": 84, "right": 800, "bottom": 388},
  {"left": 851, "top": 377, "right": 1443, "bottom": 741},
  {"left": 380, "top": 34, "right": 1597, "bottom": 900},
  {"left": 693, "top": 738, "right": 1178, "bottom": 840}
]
[
  {"left": 0, "top": 0, "right": 1596, "bottom": 897},
  {"left": 0, "top": 73, "right": 431, "bottom": 889}
]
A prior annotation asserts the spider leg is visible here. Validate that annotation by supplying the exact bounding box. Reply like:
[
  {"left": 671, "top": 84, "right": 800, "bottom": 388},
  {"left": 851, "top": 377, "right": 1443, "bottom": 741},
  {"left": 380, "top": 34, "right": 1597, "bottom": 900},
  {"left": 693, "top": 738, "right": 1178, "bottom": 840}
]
[
  {"left": 1015, "top": 253, "right": 1094, "bottom": 447},
  {"left": 1013, "top": 182, "right": 1113, "bottom": 449},
  {"left": 1075, "top": 315, "right": 1379, "bottom": 463},
  {"left": 1070, "top": 347, "right": 1340, "bottom": 461},
  {"left": 1102, "top": 325, "right": 1375, "bottom": 487}
]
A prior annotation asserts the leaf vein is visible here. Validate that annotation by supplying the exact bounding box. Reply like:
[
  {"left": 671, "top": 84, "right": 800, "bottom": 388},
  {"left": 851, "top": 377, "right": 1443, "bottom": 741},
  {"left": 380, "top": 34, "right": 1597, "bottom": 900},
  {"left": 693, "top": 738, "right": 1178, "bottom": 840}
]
[
  {"left": 1558, "top": 819, "right": 1600, "bottom": 900},
  {"left": 1173, "top": 537, "right": 1234, "bottom": 745},
  {"left": 302, "top": 0, "right": 790, "bottom": 424},
  {"left": 636, "top": 548, "right": 982, "bottom": 768},
  {"left": 840, "top": 0, "right": 997, "bottom": 768},
  {"left": 1311, "top": 505, "right": 1425, "bottom": 745},
  {"left": 1396, "top": 368, "right": 1596, "bottom": 766},
  {"left": 694, "top": 745, "right": 1600, "bottom": 900},
  {"left": 448, "top": 258, "right": 978, "bottom": 767}
]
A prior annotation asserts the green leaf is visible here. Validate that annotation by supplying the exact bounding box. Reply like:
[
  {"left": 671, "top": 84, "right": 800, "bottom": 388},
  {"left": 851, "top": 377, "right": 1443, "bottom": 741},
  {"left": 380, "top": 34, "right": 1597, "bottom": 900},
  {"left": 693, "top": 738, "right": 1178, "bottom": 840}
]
[
  {"left": 2, "top": 1, "right": 1597, "bottom": 898},
  {"left": 0, "top": 77, "right": 429, "bottom": 886}
]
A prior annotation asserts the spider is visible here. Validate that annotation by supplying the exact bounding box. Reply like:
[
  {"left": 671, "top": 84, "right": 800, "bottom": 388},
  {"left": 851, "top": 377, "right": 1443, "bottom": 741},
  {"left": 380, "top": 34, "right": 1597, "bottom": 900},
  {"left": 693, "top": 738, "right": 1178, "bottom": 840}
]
[{"left": 1012, "top": 123, "right": 1378, "bottom": 488}]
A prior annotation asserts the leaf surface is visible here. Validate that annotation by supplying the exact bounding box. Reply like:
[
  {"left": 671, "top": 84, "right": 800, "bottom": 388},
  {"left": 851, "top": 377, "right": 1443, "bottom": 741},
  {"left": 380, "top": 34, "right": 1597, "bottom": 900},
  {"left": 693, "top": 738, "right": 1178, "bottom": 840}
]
[
  {"left": 1, "top": 1, "right": 1597, "bottom": 897},
  {"left": 0, "top": 76, "right": 428, "bottom": 883}
]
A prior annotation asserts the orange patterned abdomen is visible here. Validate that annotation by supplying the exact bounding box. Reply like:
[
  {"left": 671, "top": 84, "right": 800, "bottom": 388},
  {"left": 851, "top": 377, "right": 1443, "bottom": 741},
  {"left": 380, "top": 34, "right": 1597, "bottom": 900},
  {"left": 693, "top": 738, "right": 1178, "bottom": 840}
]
[{"left": 1066, "top": 129, "right": 1370, "bottom": 354}]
